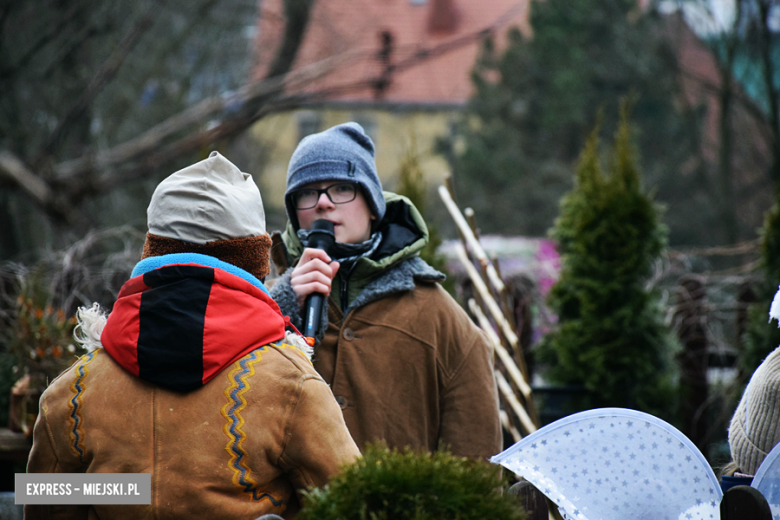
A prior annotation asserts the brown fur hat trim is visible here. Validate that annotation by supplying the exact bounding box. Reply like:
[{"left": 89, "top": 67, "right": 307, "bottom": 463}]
[{"left": 142, "top": 233, "right": 272, "bottom": 280}]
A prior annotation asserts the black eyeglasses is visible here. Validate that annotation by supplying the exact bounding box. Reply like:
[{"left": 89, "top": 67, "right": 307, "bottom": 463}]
[{"left": 291, "top": 183, "right": 358, "bottom": 210}]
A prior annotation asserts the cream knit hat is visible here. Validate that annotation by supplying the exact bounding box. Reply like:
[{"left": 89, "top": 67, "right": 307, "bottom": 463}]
[
  {"left": 142, "top": 151, "right": 272, "bottom": 280},
  {"left": 728, "top": 289, "right": 780, "bottom": 475},
  {"left": 147, "top": 151, "right": 266, "bottom": 243}
]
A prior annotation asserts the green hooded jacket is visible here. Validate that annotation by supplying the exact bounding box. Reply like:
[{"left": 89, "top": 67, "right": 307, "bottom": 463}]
[
  {"left": 277, "top": 191, "right": 443, "bottom": 316},
  {"left": 269, "top": 191, "right": 501, "bottom": 458}
]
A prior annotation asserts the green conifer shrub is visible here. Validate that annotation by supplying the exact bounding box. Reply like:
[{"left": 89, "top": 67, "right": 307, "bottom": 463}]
[
  {"left": 438, "top": 0, "right": 708, "bottom": 243},
  {"left": 297, "top": 443, "right": 525, "bottom": 520},
  {"left": 537, "top": 104, "right": 678, "bottom": 419},
  {"left": 741, "top": 201, "right": 780, "bottom": 376}
]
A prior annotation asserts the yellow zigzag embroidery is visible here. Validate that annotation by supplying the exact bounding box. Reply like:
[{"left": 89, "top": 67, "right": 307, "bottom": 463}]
[
  {"left": 68, "top": 349, "right": 100, "bottom": 463},
  {"left": 269, "top": 341, "right": 313, "bottom": 365},
  {"left": 221, "top": 349, "right": 285, "bottom": 506}
]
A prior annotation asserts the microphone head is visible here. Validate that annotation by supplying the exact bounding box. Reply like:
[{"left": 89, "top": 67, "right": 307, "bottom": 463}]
[{"left": 308, "top": 219, "right": 336, "bottom": 252}]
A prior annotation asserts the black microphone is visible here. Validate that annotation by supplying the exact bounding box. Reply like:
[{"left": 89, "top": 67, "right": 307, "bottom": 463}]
[{"left": 303, "top": 219, "right": 335, "bottom": 346}]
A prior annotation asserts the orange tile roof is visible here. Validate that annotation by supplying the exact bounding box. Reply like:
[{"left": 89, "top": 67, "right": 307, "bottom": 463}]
[{"left": 254, "top": 0, "right": 531, "bottom": 104}]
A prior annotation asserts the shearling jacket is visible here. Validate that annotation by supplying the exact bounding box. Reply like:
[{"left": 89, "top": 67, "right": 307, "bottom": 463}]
[
  {"left": 270, "top": 193, "right": 502, "bottom": 460},
  {"left": 25, "top": 254, "right": 360, "bottom": 520}
]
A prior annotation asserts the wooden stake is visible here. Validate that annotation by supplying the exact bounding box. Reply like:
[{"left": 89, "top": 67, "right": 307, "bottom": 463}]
[
  {"left": 455, "top": 243, "right": 519, "bottom": 347},
  {"left": 500, "top": 409, "right": 522, "bottom": 443},
  {"left": 496, "top": 371, "right": 537, "bottom": 434},
  {"left": 439, "top": 185, "right": 506, "bottom": 294},
  {"left": 469, "top": 299, "right": 532, "bottom": 399}
]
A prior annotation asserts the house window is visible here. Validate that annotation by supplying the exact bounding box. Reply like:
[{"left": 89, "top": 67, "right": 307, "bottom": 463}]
[{"left": 297, "top": 111, "right": 321, "bottom": 142}]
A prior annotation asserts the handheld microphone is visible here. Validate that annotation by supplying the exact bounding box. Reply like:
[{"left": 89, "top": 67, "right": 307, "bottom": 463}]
[{"left": 303, "top": 219, "right": 336, "bottom": 346}]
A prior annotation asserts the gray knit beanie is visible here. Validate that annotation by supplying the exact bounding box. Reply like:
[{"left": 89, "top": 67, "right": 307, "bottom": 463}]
[
  {"left": 728, "top": 346, "right": 780, "bottom": 475},
  {"left": 284, "top": 122, "right": 385, "bottom": 231}
]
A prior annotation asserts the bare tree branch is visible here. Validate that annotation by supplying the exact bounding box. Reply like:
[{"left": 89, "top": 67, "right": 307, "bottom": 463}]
[
  {"left": 677, "top": 66, "right": 775, "bottom": 147},
  {"left": 36, "top": 0, "right": 163, "bottom": 164},
  {"left": 715, "top": 0, "right": 742, "bottom": 244},
  {"left": 101, "top": 0, "right": 226, "bottom": 135},
  {"left": 0, "top": 151, "right": 52, "bottom": 206},
  {"left": 88, "top": 96, "right": 303, "bottom": 193},
  {"left": 53, "top": 12, "right": 504, "bottom": 185},
  {"left": 0, "top": 151, "right": 77, "bottom": 223},
  {"left": 0, "top": 7, "right": 513, "bottom": 222},
  {"left": 757, "top": 0, "right": 780, "bottom": 184},
  {"left": 53, "top": 50, "right": 358, "bottom": 182},
  {"left": 0, "top": 2, "right": 82, "bottom": 81}
]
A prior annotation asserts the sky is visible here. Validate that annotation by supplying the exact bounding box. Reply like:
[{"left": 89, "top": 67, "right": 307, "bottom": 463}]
[
  {"left": 658, "top": 0, "right": 736, "bottom": 35},
  {"left": 659, "top": 0, "right": 780, "bottom": 35}
]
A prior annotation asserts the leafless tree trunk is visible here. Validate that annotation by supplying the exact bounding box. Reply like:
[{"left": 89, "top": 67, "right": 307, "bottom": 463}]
[
  {"left": 716, "top": 0, "right": 742, "bottom": 244},
  {"left": 675, "top": 277, "right": 709, "bottom": 452},
  {"left": 756, "top": 0, "right": 780, "bottom": 186}
]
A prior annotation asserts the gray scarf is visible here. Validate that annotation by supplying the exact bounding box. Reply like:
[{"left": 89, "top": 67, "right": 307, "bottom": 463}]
[{"left": 296, "top": 229, "right": 383, "bottom": 264}]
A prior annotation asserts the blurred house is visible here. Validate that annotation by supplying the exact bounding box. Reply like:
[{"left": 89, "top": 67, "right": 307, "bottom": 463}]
[
  {"left": 249, "top": 0, "right": 531, "bottom": 221},
  {"left": 660, "top": 11, "right": 773, "bottom": 233},
  {"left": 248, "top": 1, "right": 771, "bottom": 237}
]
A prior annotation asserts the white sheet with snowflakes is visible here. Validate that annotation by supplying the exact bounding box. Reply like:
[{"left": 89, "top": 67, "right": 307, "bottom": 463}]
[
  {"left": 491, "top": 408, "right": 722, "bottom": 520},
  {"left": 751, "top": 440, "right": 780, "bottom": 519}
]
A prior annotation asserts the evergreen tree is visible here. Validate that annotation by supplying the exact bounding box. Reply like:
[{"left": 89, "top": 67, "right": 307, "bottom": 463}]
[
  {"left": 439, "top": 0, "right": 708, "bottom": 244},
  {"left": 537, "top": 104, "right": 678, "bottom": 419},
  {"left": 298, "top": 443, "right": 525, "bottom": 520},
  {"left": 741, "top": 199, "right": 780, "bottom": 376}
]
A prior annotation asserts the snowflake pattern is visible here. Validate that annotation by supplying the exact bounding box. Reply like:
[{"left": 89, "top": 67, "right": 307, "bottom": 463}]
[
  {"left": 749, "top": 440, "right": 780, "bottom": 520},
  {"left": 491, "top": 408, "right": 722, "bottom": 520}
]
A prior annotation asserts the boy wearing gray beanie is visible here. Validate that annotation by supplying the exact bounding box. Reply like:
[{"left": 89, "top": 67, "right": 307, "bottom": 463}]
[{"left": 270, "top": 122, "right": 501, "bottom": 460}]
